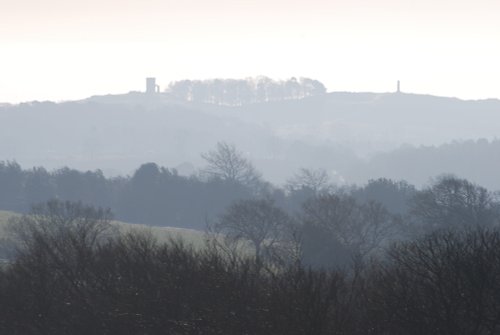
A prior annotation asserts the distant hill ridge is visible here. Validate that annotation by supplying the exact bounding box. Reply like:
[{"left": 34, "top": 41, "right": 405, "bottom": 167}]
[{"left": 3, "top": 88, "right": 498, "bottom": 108}]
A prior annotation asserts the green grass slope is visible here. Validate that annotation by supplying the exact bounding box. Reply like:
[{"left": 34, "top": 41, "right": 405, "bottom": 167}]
[{"left": 0, "top": 210, "right": 206, "bottom": 248}]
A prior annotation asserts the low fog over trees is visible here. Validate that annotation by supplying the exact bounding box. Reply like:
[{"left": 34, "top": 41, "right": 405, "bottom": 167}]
[
  {"left": 2, "top": 146, "right": 500, "bottom": 270},
  {"left": 1, "top": 149, "right": 499, "bottom": 238}
]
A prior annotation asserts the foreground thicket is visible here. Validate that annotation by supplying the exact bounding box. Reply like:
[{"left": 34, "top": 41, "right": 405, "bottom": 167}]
[{"left": 2, "top": 200, "right": 500, "bottom": 334}]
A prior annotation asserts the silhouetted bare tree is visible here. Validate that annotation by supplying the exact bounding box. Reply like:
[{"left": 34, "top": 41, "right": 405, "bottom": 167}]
[
  {"left": 367, "top": 229, "right": 500, "bottom": 335},
  {"left": 303, "top": 194, "right": 397, "bottom": 261},
  {"left": 410, "top": 175, "right": 499, "bottom": 232},
  {"left": 201, "top": 142, "right": 262, "bottom": 189},
  {"left": 286, "top": 168, "right": 331, "bottom": 194},
  {"left": 215, "top": 198, "right": 294, "bottom": 264}
]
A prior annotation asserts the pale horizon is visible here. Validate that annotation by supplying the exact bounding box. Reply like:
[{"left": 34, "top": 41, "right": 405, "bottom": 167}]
[{"left": 1, "top": 0, "right": 499, "bottom": 103}]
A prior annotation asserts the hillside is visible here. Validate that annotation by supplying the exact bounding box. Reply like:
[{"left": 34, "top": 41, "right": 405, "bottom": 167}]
[
  {"left": 0, "top": 211, "right": 18, "bottom": 232},
  {"left": 226, "top": 92, "right": 500, "bottom": 152},
  {"left": 1, "top": 91, "right": 500, "bottom": 187},
  {"left": 0, "top": 210, "right": 206, "bottom": 248}
]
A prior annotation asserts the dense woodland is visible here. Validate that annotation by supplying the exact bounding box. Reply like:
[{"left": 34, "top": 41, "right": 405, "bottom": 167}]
[
  {"left": 167, "top": 77, "right": 327, "bottom": 105},
  {"left": 0, "top": 143, "right": 417, "bottom": 231},
  {"left": 1, "top": 143, "right": 500, "bottom": 333},
  {"left": 1, "top": 194, "right": 500, "bottom": 334},
  {"left": 0, "top": 162, "right": 492, "bottom": 225}
]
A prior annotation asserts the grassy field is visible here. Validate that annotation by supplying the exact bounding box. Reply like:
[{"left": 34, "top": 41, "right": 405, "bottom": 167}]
[
  {"left": 0, "top": 210, "right": 207, "bottom": 248},
  {"left": 112, "top": 221, "right": 207, "bottom": 248},
  {"left": 0, "top": 210, "right": 19, "bottom": 235}
]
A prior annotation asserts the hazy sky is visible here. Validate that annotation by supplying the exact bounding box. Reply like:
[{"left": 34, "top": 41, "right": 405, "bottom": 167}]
[{"left": 1, "top": 0, "right": 499, "bottom": 103}]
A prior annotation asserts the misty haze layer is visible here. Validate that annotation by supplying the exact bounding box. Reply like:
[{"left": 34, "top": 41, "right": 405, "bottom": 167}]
[
  {"left": 1, "top": 87, "right": 499, "bottom": 188},
  {"left": 2, "top": 0, "right": 500, "bottom": 102}
]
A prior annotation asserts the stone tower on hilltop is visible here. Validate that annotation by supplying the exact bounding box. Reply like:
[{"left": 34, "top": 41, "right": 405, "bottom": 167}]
[{"left": 146, "top": 78, "right": 160, "bottom": 94}]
